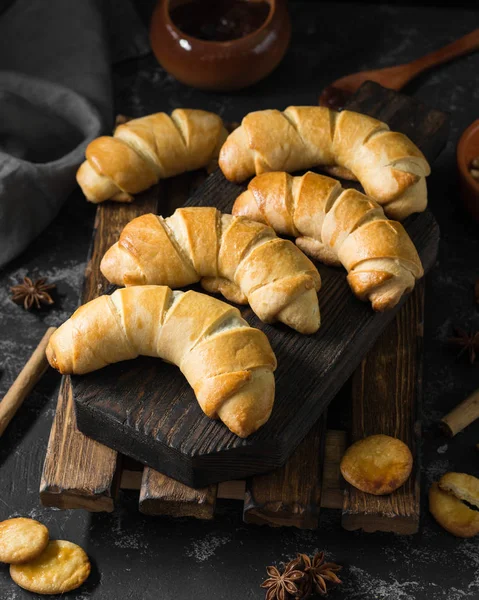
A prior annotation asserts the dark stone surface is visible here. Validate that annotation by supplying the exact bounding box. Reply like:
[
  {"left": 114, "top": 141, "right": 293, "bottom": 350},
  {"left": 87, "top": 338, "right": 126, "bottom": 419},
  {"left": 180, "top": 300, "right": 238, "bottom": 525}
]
[{"left": 1, "top": 2, "right": 478, "bottom": 599}]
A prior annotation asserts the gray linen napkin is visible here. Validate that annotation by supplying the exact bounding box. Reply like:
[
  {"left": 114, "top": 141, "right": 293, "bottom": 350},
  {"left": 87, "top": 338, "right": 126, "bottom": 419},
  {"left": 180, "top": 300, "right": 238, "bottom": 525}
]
[{"left": 0, "top": 0, "right": 144, "bottom": 267}]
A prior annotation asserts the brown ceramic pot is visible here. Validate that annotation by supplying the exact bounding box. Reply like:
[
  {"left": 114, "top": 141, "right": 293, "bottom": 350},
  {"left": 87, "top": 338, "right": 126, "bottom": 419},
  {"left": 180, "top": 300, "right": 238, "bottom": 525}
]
[
  {"left": 149, "top": 0, "right": 291, "bottom": 92},
  {"left": 457, "top": 119, "right": 479, "bottom": 224}
]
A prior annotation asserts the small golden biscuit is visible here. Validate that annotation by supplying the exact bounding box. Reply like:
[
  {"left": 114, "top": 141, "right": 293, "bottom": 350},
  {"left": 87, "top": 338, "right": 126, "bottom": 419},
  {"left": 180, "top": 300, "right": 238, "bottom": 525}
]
[
  {"left": 0, "top": 518, "right": 49, "bottom": 564},
  {"left": 340, "top": 434, "right": 413, "bottom": 495},
  {"left": 429, "top": 481, "right": 479, "bottom": 538},
  {"left": 10, "top": 540, "right": 91, "bottom": 595}
]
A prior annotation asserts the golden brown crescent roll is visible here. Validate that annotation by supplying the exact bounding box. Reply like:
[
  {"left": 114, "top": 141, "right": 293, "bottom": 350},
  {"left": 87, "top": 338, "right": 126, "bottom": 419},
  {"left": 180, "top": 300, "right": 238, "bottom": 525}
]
[
  {"left": 77, "top": 109, "right": 228, "bottom": 203},
  {"left": 100, "top": 208, "right": 321, "bottom": 334},
  {"left": 233, "top": 171, "right": 423, "bottom": 311},
  {"left": 220, "top": 107, "right": 430, "bottom": 220},
  {"left": 46, "top": 286, "right": 277, "bottom": 438},
  {"left": 429, "top": 473, "right": 479, "bottom": 538}
]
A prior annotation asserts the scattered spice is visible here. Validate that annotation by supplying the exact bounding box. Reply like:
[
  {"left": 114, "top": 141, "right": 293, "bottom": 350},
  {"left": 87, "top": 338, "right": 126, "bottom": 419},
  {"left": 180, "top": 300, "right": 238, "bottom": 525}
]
[
  {"left": 447, "top": 327, "right": 479, "bottom": 364},
  {"left": 10, "top": 277, "right": 56, "bottom": 310},
  {"left": 261, "top": 552, "right": 342, "bottom": 599},
  {"left": 261, "top": 557, "right": 305, "bottom": 600},
  {"left": 299, "top": 552, "right": 342, "bottom": 597}
]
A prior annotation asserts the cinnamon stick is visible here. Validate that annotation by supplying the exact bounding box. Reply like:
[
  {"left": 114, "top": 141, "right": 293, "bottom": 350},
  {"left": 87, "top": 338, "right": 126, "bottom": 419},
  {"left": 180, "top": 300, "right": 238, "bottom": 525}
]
[
  {"left": 0, "top": 327, "right": 56, "bottom": 436},
  {"left": 440, "top": 388, "right": 479, "bottom": 437}
]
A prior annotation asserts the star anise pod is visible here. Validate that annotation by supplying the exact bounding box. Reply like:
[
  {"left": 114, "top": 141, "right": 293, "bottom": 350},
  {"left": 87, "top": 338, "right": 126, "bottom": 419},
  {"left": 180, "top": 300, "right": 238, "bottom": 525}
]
[
  {"left": 10, "top": 277, "right": 56, "bottom": 310},
  {"left": 299, "top": 552, "right": 342, "bottom": 597},
  {"left": 261, "top": 556, "right": 306, "bottom": 600},
  {"left": 447, "top": 327, "right": 479, "bottom": 364}
]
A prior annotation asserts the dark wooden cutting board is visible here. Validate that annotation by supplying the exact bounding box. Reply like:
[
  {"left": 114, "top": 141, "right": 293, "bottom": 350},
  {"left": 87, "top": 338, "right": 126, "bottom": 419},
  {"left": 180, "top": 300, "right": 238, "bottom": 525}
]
[{"left": 73, "top": 83, "right": 446, "bottom": 488}]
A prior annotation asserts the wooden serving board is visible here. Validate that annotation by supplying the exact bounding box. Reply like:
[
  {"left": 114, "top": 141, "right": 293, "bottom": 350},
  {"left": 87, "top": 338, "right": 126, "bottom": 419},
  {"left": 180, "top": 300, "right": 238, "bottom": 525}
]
[{"left": 69, "top": 84, "right": 444, "bottom": 489}]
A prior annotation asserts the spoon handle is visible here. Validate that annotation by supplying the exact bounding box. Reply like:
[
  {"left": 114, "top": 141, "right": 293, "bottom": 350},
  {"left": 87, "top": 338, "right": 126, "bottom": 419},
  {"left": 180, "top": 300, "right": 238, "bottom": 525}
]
[{"left": 408, "top": 28, "right": 479, "bottom": 76}]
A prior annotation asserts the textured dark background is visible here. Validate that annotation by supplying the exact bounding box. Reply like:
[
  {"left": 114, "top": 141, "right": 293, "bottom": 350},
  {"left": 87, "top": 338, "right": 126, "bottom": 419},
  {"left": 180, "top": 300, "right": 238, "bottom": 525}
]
[{"left": 1, "top": 2, "right": 479, "bottom": 599}]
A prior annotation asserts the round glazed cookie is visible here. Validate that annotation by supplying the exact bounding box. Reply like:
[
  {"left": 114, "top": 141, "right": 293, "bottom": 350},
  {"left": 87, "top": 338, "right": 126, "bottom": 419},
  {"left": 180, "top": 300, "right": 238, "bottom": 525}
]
[
  {"left": 10, "top": 540, "right": 91, "bottom": 595},
  {"left": 340, "top": 434, "right": 413, "bottom": 495},
  {"left": 0, "top": 518, "right": 49, "bottom": 564}
]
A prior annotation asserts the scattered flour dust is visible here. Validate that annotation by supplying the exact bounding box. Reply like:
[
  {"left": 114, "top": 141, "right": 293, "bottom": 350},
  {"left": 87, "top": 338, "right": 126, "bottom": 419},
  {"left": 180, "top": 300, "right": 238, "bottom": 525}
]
[
  {"left": 344, "top": 566, "right": 421, "bottom": 599},
  {"left": 425, "top": 458, "right": 453, "bottom": 484},
  {"left": 185, "top": 532, "right": 231, "bottom": 562},
  {"left": 344, "top": 564, "right": 479, "bottom": 600}
]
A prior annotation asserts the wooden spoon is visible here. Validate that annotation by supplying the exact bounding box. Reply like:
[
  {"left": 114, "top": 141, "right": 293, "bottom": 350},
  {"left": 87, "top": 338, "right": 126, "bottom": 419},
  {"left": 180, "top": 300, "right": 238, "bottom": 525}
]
[{"left": 320, "top": 28, "right": 479, "bottom": 110}]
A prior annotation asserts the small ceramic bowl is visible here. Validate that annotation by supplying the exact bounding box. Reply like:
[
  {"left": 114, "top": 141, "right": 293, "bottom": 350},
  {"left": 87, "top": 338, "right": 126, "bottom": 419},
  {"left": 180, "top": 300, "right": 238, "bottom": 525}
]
[
  {"left": 457, "top": 118, "right": 479, "bottom": 223},
  {"left": 149, "top": 0, "right": 291, "bottom": 92}
]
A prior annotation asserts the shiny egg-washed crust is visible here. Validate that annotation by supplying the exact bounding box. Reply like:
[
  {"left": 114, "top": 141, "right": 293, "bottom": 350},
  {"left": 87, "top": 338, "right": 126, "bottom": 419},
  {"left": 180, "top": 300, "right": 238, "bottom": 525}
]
[
  {"left": 233, "top": 171, "right": 423, "bottom": 311},
  {"left": 340, "top": 434, "right": 413, "bottom": 495},
  {"left": 10, "top": 540, "right": 90, "bottom": 595},
  {"left": 219, "top": 106, "right": 430, "bottom": 220},
  {"left": 77, "top": 109, "right": 228, "bottom": 203},
  {"left": 429, "top": 478, "right": 479, "bottom": 538},
  {"left": 0, "top": 518, "right": 49, "bottom": 564},
  {"left": 46, "top": 286, "right": 277, "bottom": 438},
  {"left": 100, "top": 208, "right": 321, "bottom": 334}
]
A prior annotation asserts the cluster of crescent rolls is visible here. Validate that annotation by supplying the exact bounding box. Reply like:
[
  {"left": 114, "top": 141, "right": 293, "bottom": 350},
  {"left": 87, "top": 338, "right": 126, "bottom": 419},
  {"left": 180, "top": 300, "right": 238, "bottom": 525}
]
[
  {"left": 55, "top": 107, "right": 430, "bottom": 437},
  {"left": 78, "top": 107, "right": 430, "bottom": 221}
]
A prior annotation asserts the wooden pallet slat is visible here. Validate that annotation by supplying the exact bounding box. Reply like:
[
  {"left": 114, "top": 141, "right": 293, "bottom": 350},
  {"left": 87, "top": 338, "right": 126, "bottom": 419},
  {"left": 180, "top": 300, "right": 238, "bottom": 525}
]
[
  {"left": 40, "top": 377, "right": 119, "bottom": 512},
  {"left": 341, "top": 282, "right": 424, "bottom": 534},
  {"left": 243, "top": 416, "right": 327, "bottom": 529},
  {"left": 321, "top": 430, "right": 347, "bottom": 510},
  {"left": 140, "top": 468, "right": 217, "bottom": 519}
]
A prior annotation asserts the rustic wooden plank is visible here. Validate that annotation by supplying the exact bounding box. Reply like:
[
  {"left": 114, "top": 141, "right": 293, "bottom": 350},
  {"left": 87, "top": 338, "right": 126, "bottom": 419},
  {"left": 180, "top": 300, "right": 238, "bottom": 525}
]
[
  {"left": 40, "top": 189, "right": 160, "bottom": 511},
  {"left": 139, "top": 467, "right": 217, "bottom": 519},
  {"left": 243, "top": 415, "right": 326, "bottom": 529},
  {"left": 72, "top": 83, "right": 445, "bottom": 489},
  {"left": 321, "top": 430, "right": 347, "bottom": 510},
  {"left": 342, "top": 281, "right": 424, "bottom": 534},
  {"left": 40, "top": 378, "right": 119, "bottom": 511}
]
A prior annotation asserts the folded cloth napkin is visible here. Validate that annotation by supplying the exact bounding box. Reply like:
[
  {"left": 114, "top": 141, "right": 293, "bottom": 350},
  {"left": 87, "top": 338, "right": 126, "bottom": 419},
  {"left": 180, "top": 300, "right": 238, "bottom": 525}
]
[{"left": 0, "top": 0, "right": 113, "bottom": 267}]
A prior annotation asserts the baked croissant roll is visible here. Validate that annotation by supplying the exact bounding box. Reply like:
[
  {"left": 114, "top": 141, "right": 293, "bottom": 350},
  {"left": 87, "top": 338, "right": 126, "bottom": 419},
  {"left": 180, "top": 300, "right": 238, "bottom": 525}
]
[
  {"left": 77, "top": 109, "right": 228, "bottom": 204},
  {"left": 233, "top": 171, "right": 424, "bottom": 311},
  {"left": 46, "top": 286, "right": 277, "bottom": 438},
  {"left": 100, "top": 208, "right": 321, "bottom": 334},
  {"left": 219, "top": 106, "right": 430, "bottom": 220}
]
